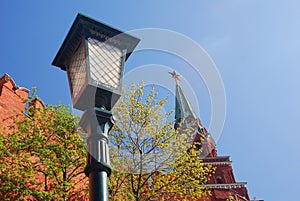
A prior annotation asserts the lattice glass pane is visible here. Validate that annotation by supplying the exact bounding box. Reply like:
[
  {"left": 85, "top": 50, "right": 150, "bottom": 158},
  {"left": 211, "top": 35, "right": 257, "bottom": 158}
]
[
  {"left": 88, "top": 37, "right": 122, "bottom": 89},
  {"left": 69, "top": 41, "right": 87, "bottom": 99}
]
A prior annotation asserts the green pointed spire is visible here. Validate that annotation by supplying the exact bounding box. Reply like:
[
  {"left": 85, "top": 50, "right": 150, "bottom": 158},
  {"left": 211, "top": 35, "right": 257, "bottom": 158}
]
[
  {"left": 171, "top": 71, "right": 217, "bottom": 157},
  {"left": 170, "top": 71, "right": 204, "bottom": 135},
  {"left": 175, "top": 83, "right": 197, "bottom": 123}
]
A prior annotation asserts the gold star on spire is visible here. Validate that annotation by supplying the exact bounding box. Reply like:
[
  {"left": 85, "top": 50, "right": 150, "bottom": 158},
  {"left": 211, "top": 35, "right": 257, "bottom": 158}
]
[{"left": 169, "top": 71, "right": 180, "bottom": 84}]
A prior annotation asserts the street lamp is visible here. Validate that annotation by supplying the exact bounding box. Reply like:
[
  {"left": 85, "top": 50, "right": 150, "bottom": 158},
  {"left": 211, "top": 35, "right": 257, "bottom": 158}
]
[{"left": 52, "top": 13, "right": 140, "bottom": 201}]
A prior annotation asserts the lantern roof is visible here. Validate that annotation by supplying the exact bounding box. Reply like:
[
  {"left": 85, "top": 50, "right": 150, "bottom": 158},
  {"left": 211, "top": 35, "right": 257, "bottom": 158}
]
[{"left": 52, "top": 13, "right": 140, "bottom": 70}]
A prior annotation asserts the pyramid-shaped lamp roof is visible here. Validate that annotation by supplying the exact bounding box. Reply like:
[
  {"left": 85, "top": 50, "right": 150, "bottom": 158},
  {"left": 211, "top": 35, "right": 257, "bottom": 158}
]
[{"left": 52, "top": 14, "right": 140, "bottom": 111}]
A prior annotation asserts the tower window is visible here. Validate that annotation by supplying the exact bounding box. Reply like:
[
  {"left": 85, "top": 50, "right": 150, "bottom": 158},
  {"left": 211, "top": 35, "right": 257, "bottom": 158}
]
[{"left": 216, "top": 176, "right": 223, "bottom": 184}]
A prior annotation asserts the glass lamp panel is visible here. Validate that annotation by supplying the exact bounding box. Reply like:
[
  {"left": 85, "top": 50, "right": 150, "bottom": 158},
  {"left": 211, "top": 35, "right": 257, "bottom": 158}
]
[
  {"left": 68, "top": 41, "right": 87, "bottom": 99},
  {"left": 87, "top": 37, "right": 122, "bottom": 89}
]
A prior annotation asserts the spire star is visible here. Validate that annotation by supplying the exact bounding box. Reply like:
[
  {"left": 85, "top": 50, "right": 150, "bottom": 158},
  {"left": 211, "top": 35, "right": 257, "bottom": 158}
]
[{"left": 169, "top": 71, "right": 180, "bottom": 84}]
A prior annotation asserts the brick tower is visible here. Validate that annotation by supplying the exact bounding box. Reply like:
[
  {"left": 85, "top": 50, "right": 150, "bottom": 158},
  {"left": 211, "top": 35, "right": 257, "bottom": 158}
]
[{"left": 171, "top": 71, "right": 261, "bottom": 201}]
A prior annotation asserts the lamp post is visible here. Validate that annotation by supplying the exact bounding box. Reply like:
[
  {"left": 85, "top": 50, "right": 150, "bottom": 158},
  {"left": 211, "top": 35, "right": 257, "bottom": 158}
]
[{"left": 52, "top": 13, "right": 140, "bottom": 201}]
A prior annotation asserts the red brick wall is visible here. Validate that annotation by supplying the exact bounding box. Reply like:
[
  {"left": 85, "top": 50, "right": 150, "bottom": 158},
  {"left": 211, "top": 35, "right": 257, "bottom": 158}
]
[
  {"left": 0, "top": 74, "right": 29, "bottom": 130},
  {"left": 0, "top": 73, "right": 88, "bottom": 200}
]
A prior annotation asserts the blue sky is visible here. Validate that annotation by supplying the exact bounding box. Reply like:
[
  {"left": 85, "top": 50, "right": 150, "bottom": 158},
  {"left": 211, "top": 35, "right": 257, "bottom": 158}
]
[{"left": 1, "top": 1, "right": 300, "bottom": 200}]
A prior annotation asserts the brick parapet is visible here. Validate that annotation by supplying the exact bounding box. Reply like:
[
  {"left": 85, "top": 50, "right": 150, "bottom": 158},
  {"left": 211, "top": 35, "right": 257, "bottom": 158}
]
[{"left": 0, "top": 74, "right": 29, "bottom": 129}]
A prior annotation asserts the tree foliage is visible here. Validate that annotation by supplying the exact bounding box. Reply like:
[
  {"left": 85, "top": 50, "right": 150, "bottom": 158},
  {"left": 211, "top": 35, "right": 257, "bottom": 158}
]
[
  {"left": 0, "top": 94, "right": 88, "bottom": 200},
  {"left": 108, "top": 82, "right": 214, "bottom": 201},
  {"left": 226, "top": 196, "right": 243, "bottom": 201},
  {"left": 0, "top": 83, "right": 214, "bottom": 201}
]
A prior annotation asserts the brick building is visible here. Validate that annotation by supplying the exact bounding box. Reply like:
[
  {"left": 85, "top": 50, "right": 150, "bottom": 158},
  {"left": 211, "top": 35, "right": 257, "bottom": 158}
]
[{"left": 0, "top": 73, "right": 88, "bottom": 200}]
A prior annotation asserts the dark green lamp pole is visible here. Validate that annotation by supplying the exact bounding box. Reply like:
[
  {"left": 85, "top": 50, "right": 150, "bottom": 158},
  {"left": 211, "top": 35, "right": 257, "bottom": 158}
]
[{"left": 52, "top": 14, "right": 140, "bottom": 201}]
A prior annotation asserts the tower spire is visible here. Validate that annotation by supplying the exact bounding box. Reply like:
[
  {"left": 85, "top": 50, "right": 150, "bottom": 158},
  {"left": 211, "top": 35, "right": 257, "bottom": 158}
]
[
  {"left": 169, "top": 71, "right": 203, "bottom": 132},
  {"left": 170, "top": 71, "right": 217, "bottom": 157}
]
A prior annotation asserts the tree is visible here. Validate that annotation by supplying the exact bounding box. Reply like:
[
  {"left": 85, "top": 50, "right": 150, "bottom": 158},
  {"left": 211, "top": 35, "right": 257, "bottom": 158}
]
[
  {"left": 108, "top": 82, "right": 214, "bottom": 201},
  {"left": 226, "top": 195, "right": 242, "bottom": 201},
  {"left": 0, "top": 94, "right": 88, "bottom": 200}
]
